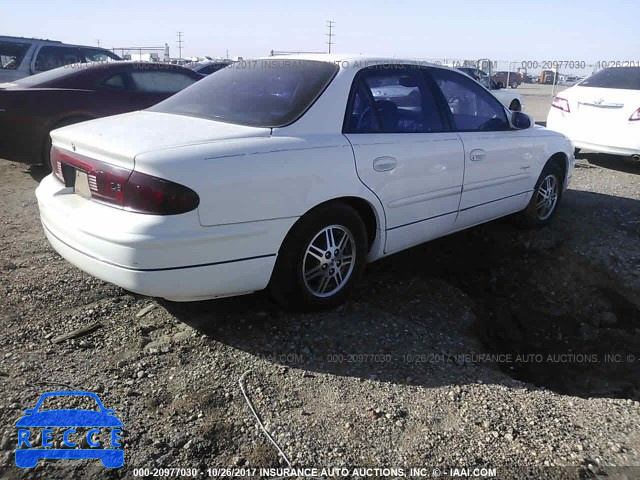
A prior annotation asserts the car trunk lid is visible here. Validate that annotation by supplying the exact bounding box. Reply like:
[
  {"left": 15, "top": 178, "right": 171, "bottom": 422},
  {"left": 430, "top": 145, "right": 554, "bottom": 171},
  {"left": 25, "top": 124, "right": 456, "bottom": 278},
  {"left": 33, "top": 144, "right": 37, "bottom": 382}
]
[
  {"left": 566, "top": 86, "right": 640, "bottom": 122},
  {"left": 49, "top": 110, "right": 272, "bottom": 169}
]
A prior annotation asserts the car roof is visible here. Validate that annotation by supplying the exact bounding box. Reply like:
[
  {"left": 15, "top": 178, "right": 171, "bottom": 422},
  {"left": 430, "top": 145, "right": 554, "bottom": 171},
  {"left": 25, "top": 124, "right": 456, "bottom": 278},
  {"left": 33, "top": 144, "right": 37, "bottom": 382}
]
[
  {"left": 260, "top": 53, "right": 439, "bottom": 65},
  {"left": 0, "top": 35, "right": 115, "bottom": 51},
  {"left": 256, "top": 54, "right": 471, "bottom": 76},
  {"left": 0, "top": 35, "right": 62, "bottom": 43}
]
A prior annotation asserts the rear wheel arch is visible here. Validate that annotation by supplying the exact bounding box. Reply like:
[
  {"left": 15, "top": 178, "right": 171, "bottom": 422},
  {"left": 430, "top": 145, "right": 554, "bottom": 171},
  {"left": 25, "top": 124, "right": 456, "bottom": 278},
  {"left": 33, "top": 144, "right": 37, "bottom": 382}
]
[
  {"left": 269, "top": 199, "right": 372, "bottom": 310},
  {"left": 282, "top": 196, "right": 380, "bottom": 254}
]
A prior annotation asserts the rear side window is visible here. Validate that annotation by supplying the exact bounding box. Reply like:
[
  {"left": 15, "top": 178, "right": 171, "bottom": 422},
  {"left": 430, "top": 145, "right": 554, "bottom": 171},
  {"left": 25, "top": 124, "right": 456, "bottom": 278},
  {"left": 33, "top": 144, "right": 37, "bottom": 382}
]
[
  {"left": 81, "top": 48, "right": 119, "bottom": 62},
  {"left": 151, "top": 60, "right": 339, "bottom": 127},
  {"left": 101, "top": 73, "right": 127, "bottom": 89},
  {"left": 0, "top": 42, "right": 30, "bottom": 70},
  {"left": 428, "top": 68, "right": 510, "bottom": 132},
  {"left": 34, "top": 46, "right": 81, "bottom": 72},
  {"left": 131, "top": 71, "right": 196, "bottom": 93},
  {"left": 579, "top": 67, "right": 640, "bottom": 90},
  {"left": 345, "top": 66, "right": 446, "bottom": 133}
]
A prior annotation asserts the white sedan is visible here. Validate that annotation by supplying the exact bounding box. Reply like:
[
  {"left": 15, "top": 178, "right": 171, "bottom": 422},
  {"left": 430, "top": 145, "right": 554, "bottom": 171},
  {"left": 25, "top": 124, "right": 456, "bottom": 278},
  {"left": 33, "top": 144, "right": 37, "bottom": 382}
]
[
  {"left": 36, "top": 55, "right": 574, "bottom": 310},
  {"left": 547, "top": 67, "right": 640, "bottom": 158}
]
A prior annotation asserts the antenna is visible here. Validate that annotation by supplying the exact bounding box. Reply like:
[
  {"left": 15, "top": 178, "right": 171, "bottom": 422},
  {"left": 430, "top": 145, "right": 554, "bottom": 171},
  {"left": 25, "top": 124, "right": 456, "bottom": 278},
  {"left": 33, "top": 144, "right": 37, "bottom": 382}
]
[
  {"left": 96, "top": 39, "right": 101, "bottom": 47},
  {"left": 177, "top": 31, "right": 184, "bottom": 61},
  {"left": 326, "top": 21, "right": 335, "bottom": 54}
]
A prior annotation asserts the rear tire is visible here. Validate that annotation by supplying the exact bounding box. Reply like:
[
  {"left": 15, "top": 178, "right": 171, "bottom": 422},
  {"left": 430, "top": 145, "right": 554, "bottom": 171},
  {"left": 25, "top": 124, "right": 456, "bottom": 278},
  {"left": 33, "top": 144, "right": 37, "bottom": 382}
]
[
  {"left": 510, "top": 81, "right": 519, "bottom": 89},
  {"left": 269, "top": 203, "right": 367, "bottom": 311},
  {"left": 516, "top": 163, "right": 563, "bottom": 229}
]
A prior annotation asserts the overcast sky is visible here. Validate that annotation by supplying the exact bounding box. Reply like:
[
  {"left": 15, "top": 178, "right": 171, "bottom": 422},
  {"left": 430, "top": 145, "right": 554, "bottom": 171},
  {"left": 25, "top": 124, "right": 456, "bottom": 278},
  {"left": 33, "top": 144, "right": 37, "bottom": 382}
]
[{"left": 4, "top": 0, "right": 639, "bottom": 62}]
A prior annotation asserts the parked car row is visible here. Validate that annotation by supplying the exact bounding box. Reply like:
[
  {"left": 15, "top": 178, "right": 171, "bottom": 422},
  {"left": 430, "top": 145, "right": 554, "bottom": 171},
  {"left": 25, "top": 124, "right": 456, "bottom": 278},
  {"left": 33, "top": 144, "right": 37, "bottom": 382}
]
[
  {"left": 0, "top": 35, "right": 121, "bottom": 82},
  {"left": 4, "top": 46, "right": 636, "bottom": 310}
]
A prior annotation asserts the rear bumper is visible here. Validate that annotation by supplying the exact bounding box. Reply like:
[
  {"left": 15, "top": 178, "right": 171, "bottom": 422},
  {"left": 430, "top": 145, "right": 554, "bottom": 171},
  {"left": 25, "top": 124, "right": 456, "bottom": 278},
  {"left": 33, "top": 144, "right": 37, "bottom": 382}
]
[
  {"left": 36, "top": 174, "right": 294, "bottom": 301},
  {"left": 547, "top": 109, "right": 640, "bottom": 156}
]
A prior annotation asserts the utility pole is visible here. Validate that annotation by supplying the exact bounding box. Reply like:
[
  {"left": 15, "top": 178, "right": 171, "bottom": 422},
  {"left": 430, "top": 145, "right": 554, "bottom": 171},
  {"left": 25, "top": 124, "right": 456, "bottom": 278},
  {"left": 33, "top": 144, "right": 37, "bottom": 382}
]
[
  {"left": 96, "top": 39, "right": 100, "bottom": 47},
  {"left": 177, "top": 31, "right": 184, "bottom": 61},
  {"left": 326, "top": 21, "right": 335, "bottom": 54}
]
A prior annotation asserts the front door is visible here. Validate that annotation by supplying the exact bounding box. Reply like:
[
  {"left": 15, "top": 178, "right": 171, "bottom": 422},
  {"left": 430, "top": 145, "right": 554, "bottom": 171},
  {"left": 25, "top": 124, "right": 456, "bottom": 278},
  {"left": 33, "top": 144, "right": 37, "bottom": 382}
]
[{"left": 427, "top": 67, "right": 535, "bottom": 228}]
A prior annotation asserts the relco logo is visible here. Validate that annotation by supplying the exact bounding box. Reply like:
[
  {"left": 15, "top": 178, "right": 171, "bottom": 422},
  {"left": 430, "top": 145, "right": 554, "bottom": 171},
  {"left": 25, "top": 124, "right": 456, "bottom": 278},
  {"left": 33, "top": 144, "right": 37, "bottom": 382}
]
[{"left": 15, "top": 391, "right": 123, "bottom": 468}]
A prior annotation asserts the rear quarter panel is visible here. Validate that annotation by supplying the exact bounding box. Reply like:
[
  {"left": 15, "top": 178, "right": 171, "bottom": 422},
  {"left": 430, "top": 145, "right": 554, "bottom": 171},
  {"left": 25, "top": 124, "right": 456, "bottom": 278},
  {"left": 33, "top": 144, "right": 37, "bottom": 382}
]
[{"left": 132, "top": 134, "right": 386, "bottom": 253}]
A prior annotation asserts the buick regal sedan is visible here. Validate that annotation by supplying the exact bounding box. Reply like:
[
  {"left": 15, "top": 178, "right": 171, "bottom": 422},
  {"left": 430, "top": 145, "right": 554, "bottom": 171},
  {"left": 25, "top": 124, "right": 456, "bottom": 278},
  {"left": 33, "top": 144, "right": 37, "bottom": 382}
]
[
  {"left": 547, "top": 67, "right": 640, "bottom": 159},
  {"left": 36, "top": 55, "right": 574, "bottom": 310}
]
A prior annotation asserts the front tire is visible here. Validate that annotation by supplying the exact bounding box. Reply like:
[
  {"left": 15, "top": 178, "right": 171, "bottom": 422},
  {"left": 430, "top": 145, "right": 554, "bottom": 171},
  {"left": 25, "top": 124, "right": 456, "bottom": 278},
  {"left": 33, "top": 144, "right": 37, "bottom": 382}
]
[
  {"left": 516, "top": 163, "right": 563, "bottom": 228},
  {"left": 269, "top": 203, "right": 367, "bottom": 311}
]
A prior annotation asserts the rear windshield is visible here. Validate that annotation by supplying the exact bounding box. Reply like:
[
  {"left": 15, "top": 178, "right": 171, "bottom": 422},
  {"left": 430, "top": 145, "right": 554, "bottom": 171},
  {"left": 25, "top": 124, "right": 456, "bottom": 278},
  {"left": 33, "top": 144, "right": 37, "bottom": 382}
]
[
  {"left": 579, "top": 67, "right": 640, "bottom": 90},
  {"left": 0, "top": 42, "right": 30, "bottom": 70},
  {"left": 150, "top": 59, "right": 339, "bottom": 127}
]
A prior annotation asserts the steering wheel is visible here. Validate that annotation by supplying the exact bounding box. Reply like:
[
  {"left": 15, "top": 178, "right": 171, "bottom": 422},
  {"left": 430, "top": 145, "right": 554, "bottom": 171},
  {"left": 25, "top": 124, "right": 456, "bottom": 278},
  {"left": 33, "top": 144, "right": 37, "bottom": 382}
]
[{"left": 357, "top": 104, "right": 374, "bottom": 132}]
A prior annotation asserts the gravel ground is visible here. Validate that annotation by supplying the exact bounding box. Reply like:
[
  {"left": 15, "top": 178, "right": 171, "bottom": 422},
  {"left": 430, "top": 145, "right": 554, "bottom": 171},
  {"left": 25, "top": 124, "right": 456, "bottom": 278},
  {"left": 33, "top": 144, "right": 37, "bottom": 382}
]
[{"left": 0, "top": 152, "right": 639, "bottom": 480}]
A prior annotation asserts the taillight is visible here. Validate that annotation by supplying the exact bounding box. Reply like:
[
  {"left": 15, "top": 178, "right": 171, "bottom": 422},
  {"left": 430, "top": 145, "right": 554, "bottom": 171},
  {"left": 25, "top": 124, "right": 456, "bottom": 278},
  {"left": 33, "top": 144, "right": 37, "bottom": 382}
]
[
  {"left": 629, "top": 107, "right": 640, "bottom": 121},
  {"left": 552, "top": 96, "right": 570, "bottom": 113},
  {"left": 49, "top": 146, "right": 199, "bottom": 215},
  {"left": 122, "top": 172, "right": 200, "bottom": 215}
]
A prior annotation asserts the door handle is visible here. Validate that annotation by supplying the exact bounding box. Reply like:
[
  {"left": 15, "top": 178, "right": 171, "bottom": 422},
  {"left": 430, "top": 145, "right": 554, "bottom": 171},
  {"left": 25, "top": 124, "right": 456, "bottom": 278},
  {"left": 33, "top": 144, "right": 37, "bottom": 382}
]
[
  {"left": 469, "top": 149, "right": 485, "bottom": 161},
  {"left": 373, "top": 156, "right": 397, "bottom": 172}
]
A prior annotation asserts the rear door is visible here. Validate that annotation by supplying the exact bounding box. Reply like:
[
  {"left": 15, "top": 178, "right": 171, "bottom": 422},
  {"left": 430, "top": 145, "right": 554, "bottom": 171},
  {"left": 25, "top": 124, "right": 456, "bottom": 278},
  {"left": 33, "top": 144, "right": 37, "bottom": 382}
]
[
  {"left": 344, "top": 65, "right": 465, "bottom": 254},
  {"left": 427, "top": 67, "right": 535, "bottom": 228}
]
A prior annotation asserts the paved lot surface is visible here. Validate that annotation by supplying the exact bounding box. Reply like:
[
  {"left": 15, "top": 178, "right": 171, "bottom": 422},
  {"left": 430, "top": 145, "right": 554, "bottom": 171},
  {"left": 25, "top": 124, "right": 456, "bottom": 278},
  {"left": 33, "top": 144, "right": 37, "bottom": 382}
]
[{"left": 0, "top": 148, "right": 639, "bottom": 479}]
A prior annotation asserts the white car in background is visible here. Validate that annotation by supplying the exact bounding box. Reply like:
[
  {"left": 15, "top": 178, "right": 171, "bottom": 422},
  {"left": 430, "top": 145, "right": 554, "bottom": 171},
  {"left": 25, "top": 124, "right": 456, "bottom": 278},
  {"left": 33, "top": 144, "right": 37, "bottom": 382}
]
[
  {"left": 36, "top": 55, "right": 573, "bottom": 310},
  {"left": 547, "top": 67, "right": 640, "bottom": 159},
  {"left": 457, "top": 68, "right": 525, "bottom": 112}
]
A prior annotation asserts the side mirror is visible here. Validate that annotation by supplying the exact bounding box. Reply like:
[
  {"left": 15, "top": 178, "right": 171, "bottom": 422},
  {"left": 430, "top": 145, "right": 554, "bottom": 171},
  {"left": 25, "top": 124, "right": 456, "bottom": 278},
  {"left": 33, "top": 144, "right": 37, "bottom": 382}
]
[
  {"left": 511, "top": 111, "right": 532, "bottom": 129},
  {"left": 496, "top": 81, "right": 504, "bottom": 89}
]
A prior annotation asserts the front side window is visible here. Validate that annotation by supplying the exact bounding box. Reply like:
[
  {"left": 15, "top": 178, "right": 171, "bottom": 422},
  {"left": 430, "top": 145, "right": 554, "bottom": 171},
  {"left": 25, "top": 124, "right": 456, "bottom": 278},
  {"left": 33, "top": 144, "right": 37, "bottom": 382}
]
[
  {"left": 101, "top": 73, "right": 127, "bottom": 89},
  {"left": 428, "top": 68, "right": 510, "bottom": 131},
  {"left": 130, "top": 71, "right": 197, "bottom": 93},
  {"left": 34, "top": 46, "right": 81, "bottom": 72},
  {"left": 0, "top": 42, "right": 30, "bottom": 70},
  {"left": 150, "top": 60, "right": 338, "bottom": 127},
  {"left": 345, "top": 66, "right": 446, "bottom": 133}
]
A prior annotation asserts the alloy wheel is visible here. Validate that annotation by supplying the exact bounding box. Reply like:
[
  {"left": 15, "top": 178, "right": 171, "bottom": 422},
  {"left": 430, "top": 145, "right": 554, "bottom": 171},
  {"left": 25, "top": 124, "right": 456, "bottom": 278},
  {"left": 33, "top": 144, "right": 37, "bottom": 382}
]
[
  {"left": 302, "top": 225, "right": 356, "bottom": 298},
  {"left": 535, "top": 174, "right": 559, "bottom": 220}
]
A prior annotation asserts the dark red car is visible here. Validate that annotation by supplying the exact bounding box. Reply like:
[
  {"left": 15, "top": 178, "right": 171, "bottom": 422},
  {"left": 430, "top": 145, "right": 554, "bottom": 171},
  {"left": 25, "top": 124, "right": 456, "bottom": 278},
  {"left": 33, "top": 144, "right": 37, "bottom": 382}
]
[
  {"left": 491, "top": 71, "right": 523, "bottom": 88},
  {"left": 0, "top": 61, "right": 202, "bottom": 168}
]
